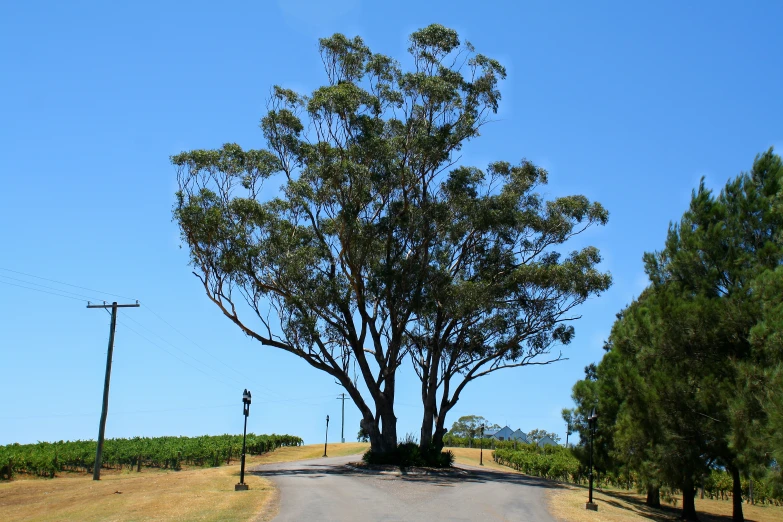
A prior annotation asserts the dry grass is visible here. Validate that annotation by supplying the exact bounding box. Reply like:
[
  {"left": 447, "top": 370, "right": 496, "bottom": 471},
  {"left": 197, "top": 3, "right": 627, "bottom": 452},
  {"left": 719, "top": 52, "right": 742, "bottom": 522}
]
[
  {"left": 449, "top": 447, "right": 523, "bottom": 473},
  {"left": 248, "top": 442, "right": 368, "bottom": 465},
  {"left": 0, "top": 443, "right": 368, "bottom": 522},
  {"left": 0, "top": 465, "right": 274, "bottom": 522},
  {"left": 547, "top": 483, "right": 783, "bottom": 522}
]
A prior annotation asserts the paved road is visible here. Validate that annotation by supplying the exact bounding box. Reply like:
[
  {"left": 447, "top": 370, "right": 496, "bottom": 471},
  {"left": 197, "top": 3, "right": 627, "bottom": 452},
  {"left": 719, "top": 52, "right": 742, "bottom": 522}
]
[{"left": 251, "top": 453, "right": 559, "bottom": 521}]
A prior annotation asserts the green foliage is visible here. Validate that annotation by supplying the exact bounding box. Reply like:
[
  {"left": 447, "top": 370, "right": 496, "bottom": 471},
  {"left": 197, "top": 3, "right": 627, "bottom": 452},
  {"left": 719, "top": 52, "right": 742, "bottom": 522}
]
[
  {"left": 413, "top": 157, "right": 611, "bottom": 447},
  {"left": 438, "top": 449, "right": 456, "bottom": 468},
  {"left": 701, "top": 470, "right": 783, "bottom": 505},
  {"left": 394, "top": 441, "right": 424, "bottom": 468},
  {"left": 746, "top": 266, "right": 783, "bottom": 484},
  {"left": 527, "top": 429, "right": 560, "bottom": 445},
  {"left": 172, "top": 23, "right": 610, "bottom": 456},
  {"left": 561, "top": 408, "right": 575, "bottom": 437},
  {"left": 0, "top": 434, "right": 302, "bottom": 480},
  {"left": 447, "top": 415, "right": 499, "bottom": 438},
  {"left": 357, "top": 422, "right": 370, "bottom": 443},
  {"left": 493, "top": 444, "right": 580, "bottom": 482},
  {"left": 564, "top": 148, "right": 783, "bottom": 520},
  {"left": 442, "top": 434, "right": 496, "bottom": 448},
  {"left": 172, "top": 23, "right": 518, "bottom": 454}
]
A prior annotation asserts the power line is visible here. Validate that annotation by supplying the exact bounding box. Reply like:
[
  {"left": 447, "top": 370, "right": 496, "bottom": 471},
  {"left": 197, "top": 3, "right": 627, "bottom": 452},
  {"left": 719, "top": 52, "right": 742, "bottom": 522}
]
[
  {"left": 0, "top": 279, "right": 87, "bottom": 301},
  {"left": 0, "top": 403, "right": 237, "bottom": 421},
  {"left": 0, "top": 274, "right": 103, "bottom": 301},
  {"left": 125, "top": 308, "right": 325, "bottom": 406},
  {"left": 0, "top": 394, "right": 342, "bottom": 421},
  {"left": 119, "top": 312, "right": 259, "bottom": 394},
  {"left": 120, "top": 310, "right": 307, "bottom": 405},
  {"left": 115, "top": 318, "right": 240, "bottom": 390},
  {"left": 0, "top": 267, "right": 277, "bottom": 396},
  {"left": 113, "top": 318, "right": 321, "bottom": 407},
  {"left": 0, "top": 267, "right": 315, "bottom": 406},
  {"left": 0, "top": 267, "right": 137, "bottom": 301},
  {"left": 118, "top": 312, "right": 288, "bottom": 402},
  {"left": 141, "top": 303, "right": 285, "bottom": 399}
]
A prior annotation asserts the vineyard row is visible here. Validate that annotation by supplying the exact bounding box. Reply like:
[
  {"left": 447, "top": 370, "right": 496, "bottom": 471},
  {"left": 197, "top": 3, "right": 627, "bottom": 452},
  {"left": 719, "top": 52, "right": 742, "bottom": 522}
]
[{"left": 0, "top": 433, "right": 303, "bottom": 479}]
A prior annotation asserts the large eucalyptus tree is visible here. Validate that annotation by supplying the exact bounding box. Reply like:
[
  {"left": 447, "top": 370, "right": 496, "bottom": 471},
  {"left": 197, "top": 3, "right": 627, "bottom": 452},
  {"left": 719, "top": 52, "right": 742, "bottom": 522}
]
[{"left": 173, "top": 24, "right": 609, "bottom": 456}]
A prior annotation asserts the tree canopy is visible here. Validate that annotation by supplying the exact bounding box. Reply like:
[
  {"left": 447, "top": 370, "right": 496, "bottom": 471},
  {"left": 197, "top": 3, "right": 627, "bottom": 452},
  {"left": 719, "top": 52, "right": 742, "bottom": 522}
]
[
  {"left": 173, "top": 24, "right": 609, "bottom": 457},
  {"left": 447, "top": 415, "right": 499, "bottom": 438},
  {"left": 527, "top": 429, "right": 561, "bottom": 445},
  {"left": 566, "top": 149, "right": 783, "bottom": 521}
]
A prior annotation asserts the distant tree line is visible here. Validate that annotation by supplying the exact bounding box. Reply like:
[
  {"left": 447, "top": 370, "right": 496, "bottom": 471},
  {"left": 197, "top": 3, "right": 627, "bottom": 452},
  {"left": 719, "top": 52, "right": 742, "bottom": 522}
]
[{"left": 441, "top": 415, "right": 560, "bottom": 447}]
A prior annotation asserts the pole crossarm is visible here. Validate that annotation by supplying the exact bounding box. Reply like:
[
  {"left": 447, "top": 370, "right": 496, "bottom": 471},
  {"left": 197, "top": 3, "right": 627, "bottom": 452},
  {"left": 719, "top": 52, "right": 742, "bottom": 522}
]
[{"left": 87, "top": 301, "right": 140, "bottom": 309}]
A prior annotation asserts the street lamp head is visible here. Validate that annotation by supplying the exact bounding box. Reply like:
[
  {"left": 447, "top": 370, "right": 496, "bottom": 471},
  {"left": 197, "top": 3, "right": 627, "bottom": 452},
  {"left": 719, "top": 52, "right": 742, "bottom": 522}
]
[
  {"left": 326, "top": 414, "right": 330, "bottom": 423},
  {"left": 587, "top": 407, "right": 598, "bottom": 429}
]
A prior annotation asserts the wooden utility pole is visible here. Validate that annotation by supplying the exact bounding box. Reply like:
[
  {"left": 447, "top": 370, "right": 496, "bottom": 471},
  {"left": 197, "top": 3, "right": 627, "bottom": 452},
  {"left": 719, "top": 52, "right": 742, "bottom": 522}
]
[
  {"left": 87, "top": 300, "right": 139, "bottom": 480},
  {"left": 337, "top": 393, "right": 347, "bottom": 443}
]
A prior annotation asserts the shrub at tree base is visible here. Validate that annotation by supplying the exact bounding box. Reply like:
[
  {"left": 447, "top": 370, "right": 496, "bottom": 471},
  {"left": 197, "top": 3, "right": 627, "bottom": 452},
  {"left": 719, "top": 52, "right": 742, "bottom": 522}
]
[
  {"left": 362, "top": 442, "right": 455, "bottom": 469},
  {"left": 493, "top": 445, "right": 580, "bottom": 482},
  {"left": 0, "top": 433, "right": 302, "bottom": 479}
]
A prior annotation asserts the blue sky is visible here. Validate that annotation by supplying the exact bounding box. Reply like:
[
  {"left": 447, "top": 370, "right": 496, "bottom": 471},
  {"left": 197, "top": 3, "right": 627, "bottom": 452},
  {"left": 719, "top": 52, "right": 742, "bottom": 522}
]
[{"left": 1, "top": 1, "right": 781, "bottom": 446}]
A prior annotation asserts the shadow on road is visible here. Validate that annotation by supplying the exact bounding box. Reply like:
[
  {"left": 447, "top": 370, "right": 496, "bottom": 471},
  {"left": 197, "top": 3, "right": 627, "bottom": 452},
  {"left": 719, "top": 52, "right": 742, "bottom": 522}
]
[{"left": 251, "top": 461, "right": 569, "bottom": 491}]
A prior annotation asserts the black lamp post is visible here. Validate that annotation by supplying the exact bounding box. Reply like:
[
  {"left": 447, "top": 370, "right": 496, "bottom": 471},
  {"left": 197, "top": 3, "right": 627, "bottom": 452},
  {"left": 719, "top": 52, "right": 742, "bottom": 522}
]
[
  {"left": 323, "top": 415, "right": 330, "bottom": 457},
  {"left": 586, "top": 407, "right": 599, "bottom": 511},
  {"left": 235, "top": 389, "right": 251, "bottom": 491},
  {"left": 479, "top": 423, "right": 485, "bottom": 466}
]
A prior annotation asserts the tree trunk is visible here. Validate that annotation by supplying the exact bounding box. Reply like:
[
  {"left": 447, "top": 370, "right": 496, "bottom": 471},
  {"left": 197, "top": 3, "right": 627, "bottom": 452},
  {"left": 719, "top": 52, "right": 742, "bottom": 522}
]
[
  {"left": 419, "top": 390, "right": 437, "bottom": 450},
  {"left": 380, "top": 408, "right": 397, "bottom": 452},
  {"left": 373, "top": 381, "right": 398, "bottom": 454},
  {"left": 418, "top": 343, "right": 442, "bottom": 453},
  {"left": 362, "top": 408, "right": 397, "bottom": 455},
  {"left": 646, "top": 486, "right": 661, "bottom": 508},
  {"left": 362, "top": 416, "right": 380, "bottom": 451},
  {"left": 431, "top": 413, "right": 448, "bottom": 452},
  {"left": 730, "top": 466, "right": 745, "bottom": 522},
  {"left": 682, "top": 476, "right": 698, "bottom": 521},
  {"left": 357, "top": 372, "right": 399, "bottom": 456},
  {"left": 429, "top": 378, "right": 456, "bottom": 453}
]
